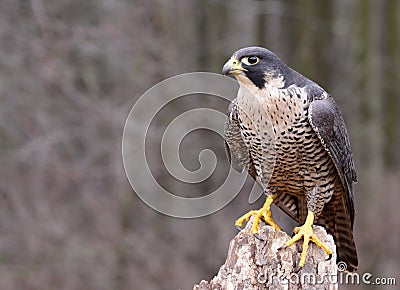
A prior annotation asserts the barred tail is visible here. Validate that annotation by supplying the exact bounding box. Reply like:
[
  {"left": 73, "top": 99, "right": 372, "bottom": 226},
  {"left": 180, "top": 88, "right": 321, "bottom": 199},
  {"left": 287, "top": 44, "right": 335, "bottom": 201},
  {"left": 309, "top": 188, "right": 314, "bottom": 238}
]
[{"left": 319, "top": 184, "right": 358, "bottom": 272}]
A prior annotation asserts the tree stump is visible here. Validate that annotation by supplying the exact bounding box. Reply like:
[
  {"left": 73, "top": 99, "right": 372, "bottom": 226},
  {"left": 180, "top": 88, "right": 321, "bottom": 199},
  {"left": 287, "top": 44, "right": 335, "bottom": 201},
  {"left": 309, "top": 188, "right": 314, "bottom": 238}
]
[{"left": 194, "top": 217, "right": 338, "bottom": 290}]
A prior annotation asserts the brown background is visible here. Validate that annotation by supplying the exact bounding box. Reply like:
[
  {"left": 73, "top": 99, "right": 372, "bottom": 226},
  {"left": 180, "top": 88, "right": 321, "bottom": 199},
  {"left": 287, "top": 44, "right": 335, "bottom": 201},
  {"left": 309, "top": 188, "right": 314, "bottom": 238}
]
[{"left": 1, "top": 0, "right": 399, "bottom": 289}]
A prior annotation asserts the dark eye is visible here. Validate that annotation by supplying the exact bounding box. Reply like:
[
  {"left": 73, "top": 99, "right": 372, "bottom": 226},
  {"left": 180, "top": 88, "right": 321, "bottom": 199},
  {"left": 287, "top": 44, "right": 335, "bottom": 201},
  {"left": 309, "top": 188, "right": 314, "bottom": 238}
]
[
  {"left": 248, "top": 56, "right": 258, "bottom": 64},
  {"left": 242, "top": 56, "right": 259, "bottom": 66}
]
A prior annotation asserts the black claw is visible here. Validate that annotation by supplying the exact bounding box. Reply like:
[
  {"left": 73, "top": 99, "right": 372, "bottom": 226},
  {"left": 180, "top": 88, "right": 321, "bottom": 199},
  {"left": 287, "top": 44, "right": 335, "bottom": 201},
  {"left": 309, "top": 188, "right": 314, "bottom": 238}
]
[
  {"left": 294, "top": 266, "right": 302, "bottom": 273},
  {"left": 277, "top": 245, "right": 287, "bottom": 251},
  {"left": 326, "top": 253, "right": 333, "bottom": 261},
  {"left": 254, "top": 233, "right": 264, "bottom": 241},
  {"left": 236, "top": 225, "right": 243, "bottom": 232}
]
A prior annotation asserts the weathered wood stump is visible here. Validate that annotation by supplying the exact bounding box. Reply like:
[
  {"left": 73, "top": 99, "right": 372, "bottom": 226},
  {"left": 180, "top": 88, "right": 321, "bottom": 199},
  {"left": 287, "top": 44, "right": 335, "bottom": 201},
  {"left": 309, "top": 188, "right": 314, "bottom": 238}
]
[{"left": 194, "top": 217, "right": 338, "bottom": 289}]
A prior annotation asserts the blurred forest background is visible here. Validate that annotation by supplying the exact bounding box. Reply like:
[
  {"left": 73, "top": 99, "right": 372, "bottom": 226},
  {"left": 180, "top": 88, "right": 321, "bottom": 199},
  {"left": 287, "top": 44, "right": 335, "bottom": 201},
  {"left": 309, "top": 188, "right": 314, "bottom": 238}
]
[{"left": 1, "top": 0, "right": 399, "bottom": 289}]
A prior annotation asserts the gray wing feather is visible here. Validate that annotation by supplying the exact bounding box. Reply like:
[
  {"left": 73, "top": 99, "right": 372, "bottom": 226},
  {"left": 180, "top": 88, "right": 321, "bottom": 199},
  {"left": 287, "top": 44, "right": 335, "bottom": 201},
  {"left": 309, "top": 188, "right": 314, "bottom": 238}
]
[
  {"left": 308, "top": 93, "right": 357, "bottom": 225},
  {"left": 224, "top": 99, "right": 257, "bottom": 179}
]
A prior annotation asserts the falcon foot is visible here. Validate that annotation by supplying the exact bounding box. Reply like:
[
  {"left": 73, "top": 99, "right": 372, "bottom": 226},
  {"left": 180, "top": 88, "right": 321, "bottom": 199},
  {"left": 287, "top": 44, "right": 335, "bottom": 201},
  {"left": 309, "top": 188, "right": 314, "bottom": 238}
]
[
  {"left": 283, "top": 210, "right": 332, "bottom": 268},
  {"left": 235, "top": 194, "right": 280, "bottom": 235}
]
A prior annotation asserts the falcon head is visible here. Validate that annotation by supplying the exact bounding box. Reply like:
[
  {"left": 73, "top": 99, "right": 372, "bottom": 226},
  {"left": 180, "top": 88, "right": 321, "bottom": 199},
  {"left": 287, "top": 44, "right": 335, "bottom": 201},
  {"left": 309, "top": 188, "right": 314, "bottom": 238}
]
[{"left": 222, "top": 46, "right": 290, "bottom": 89}]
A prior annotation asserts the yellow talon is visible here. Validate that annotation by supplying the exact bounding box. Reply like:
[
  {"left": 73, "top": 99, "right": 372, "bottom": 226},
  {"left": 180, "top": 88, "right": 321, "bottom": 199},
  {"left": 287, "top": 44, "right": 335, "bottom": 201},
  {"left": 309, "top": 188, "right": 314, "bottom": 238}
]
[
  {"left": 285, "top": 211, "right": 333, "bottom": 268},
  {"left": 235, "top": 195, "right": 280, "bottom": 234}
]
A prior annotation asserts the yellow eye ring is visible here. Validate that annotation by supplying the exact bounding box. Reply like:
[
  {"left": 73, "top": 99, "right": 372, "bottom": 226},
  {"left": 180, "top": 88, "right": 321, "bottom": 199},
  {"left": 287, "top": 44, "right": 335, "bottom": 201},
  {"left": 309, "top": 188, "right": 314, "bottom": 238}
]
[{"left": 242, "top": 56, "right": 259, "bottom": 66}]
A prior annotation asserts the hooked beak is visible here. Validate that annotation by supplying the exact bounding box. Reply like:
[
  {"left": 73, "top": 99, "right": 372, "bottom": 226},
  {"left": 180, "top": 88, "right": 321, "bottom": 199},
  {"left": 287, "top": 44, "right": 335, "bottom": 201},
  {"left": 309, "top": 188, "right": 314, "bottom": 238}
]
[{"left": 222, "top": 57, "right": 247, "bottom": 75}]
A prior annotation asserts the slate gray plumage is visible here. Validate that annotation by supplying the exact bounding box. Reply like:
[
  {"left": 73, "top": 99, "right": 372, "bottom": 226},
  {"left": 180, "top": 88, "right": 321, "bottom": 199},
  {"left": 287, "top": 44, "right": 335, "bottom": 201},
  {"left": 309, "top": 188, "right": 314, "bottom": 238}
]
[{"left": 223, "top": 47, "right": 358, "bottom": 271}]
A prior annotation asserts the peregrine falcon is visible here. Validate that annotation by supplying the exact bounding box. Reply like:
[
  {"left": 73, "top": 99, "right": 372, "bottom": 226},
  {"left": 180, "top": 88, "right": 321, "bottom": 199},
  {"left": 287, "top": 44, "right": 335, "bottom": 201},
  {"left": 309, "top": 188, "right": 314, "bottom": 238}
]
[{"left": 222, "top": 46, "right": 358, "bottom": 271}]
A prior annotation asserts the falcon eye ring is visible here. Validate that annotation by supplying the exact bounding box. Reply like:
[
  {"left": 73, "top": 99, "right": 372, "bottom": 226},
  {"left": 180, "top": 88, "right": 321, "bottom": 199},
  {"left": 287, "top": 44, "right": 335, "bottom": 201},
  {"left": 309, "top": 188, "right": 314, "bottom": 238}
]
[{"left": 242, "top": 56, "right": 259, "bottom": 66}]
